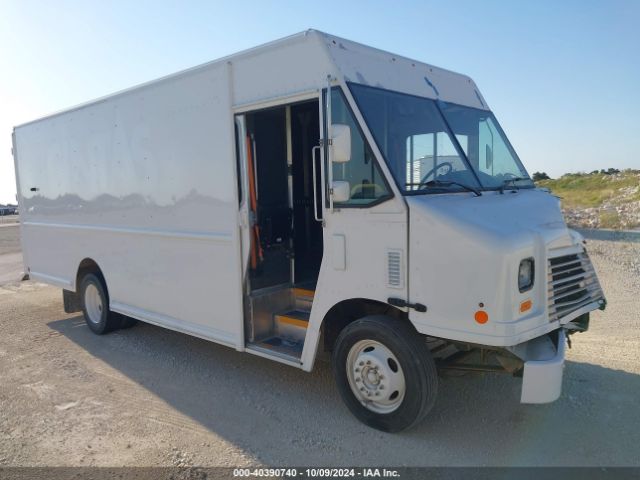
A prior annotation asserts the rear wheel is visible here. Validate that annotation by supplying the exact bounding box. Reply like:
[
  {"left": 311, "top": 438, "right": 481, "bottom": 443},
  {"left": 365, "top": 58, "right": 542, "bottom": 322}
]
[
  {"left": 332, "top": 315, "right": 438, "bottom": 432},
  {"left": 80, "top": 273, "right": 123, "bottom": 334}
]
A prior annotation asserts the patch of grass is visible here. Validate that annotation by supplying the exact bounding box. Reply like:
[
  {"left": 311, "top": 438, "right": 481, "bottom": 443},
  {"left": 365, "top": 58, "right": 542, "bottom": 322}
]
[{"left": 536, "top": 170, "right": 640, "bottom": 209}]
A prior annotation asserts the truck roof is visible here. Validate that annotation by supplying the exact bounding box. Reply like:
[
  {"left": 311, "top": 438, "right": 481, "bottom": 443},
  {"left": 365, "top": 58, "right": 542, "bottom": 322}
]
[{"left": 15, "top": 29, "right": 488, "bottom": 129}]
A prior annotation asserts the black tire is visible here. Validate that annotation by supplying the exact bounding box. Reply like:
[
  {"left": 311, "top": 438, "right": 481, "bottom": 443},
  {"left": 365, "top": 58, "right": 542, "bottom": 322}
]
[
  {"left": 332, "top": 315, "right": 438, "bottom": 432},
  {"left": 79, "top": 273, "right": 122, "bottom": 335}
]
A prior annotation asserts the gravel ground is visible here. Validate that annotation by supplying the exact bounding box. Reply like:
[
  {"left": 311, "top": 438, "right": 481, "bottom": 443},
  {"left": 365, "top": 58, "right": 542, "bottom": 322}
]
[
  {"left": 0, "top": 222, "right": 21, "bottom": 254},
  {"left": 0, "top": 225, "right": 23, "bottom": 285},
  {"left": 0, "top": 226, "right": 639, "bottom": 467},
  {"left": 0, "top": 214, "right": 20, "bottom": 227}
]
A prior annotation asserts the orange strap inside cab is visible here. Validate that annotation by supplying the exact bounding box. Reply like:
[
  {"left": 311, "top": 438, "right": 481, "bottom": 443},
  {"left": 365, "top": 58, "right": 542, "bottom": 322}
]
[{"left": 246, "top": 136, "right": 263, "bottom": 270}]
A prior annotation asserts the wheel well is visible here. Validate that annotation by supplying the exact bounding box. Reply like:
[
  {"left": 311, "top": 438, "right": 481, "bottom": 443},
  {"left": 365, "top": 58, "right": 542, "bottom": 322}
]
[
  {"left": 321, "top": 298, "right": 408, "bottom": 352},
  {"left": 75, "top": 258, "right": 105, "bottom": 293}
]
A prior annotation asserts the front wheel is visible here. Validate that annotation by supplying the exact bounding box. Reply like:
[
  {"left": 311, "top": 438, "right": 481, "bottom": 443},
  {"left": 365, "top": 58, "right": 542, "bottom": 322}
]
[{"left": 332, "top": 315, "right": 438, "bottom": 432}]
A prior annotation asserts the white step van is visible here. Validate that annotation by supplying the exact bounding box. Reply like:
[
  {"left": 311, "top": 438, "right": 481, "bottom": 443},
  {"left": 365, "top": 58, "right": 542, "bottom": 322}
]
[{"left": 12, "top": 30, "right": 606, "bottom": 431}]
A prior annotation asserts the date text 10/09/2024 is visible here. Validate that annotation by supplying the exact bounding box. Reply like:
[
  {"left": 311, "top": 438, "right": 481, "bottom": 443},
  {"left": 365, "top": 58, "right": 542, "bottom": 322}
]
[{"left": 233, "top": 468, "right": 401, "bottom": 478}]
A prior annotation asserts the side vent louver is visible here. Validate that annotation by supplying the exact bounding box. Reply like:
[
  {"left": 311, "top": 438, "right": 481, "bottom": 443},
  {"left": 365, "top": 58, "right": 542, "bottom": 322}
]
[{"left": 386, "top": 249, "right": 404, "bottom": 289}]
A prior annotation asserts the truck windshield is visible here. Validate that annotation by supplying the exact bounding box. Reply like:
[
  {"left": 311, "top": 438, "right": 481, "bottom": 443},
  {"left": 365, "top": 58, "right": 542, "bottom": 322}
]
[{"left": 349, "top": 83, "right": 533, "bottom": 193}]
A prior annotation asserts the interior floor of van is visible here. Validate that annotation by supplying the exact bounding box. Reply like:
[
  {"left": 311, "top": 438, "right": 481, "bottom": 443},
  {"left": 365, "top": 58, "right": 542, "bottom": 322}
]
[{"left": 241, "top": 99, "right": 322, "bottom": 361}]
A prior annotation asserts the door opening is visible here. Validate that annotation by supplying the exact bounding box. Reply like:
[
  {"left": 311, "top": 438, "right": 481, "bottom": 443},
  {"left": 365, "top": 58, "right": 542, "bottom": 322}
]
[
  {"left": 246, "top": 108, "right": 290, "bottom": 291},
  {"left": 242, "top": 99, "right": 322, "bottom": 360}
]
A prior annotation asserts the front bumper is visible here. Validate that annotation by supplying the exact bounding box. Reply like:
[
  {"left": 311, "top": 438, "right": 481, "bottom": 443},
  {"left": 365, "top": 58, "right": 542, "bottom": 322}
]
[{"left": 518, "top": 329, "right": 566, "bottom": 403}]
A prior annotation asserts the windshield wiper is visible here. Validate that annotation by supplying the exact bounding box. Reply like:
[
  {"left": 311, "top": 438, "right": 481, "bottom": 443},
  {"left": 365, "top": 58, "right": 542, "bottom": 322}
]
[
  {"left": 499, "top": 176, "right": 528, "bottom": 194},
  {"left": 408, "top": 180, "right": 481, "bottom": 197}
]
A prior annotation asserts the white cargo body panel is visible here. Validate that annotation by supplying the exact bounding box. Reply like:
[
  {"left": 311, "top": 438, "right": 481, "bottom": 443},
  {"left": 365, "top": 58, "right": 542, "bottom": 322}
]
[{"left": 14, "top": 63, "right": 246, "bottom": 346}]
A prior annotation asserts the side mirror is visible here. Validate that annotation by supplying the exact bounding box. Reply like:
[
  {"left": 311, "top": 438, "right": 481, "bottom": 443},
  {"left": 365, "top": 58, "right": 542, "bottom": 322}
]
[
  {"left": 332, "top": 124, "right": 351, "bottom": 163},
  {"left": 485, "top": 144, "right": 493, "bottom": 170},
  {"left": 332, "top": 180, "right": 351, "bottom": 203}
]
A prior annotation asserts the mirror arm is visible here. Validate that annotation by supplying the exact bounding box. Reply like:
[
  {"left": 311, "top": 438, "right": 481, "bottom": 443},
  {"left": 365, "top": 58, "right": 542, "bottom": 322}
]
[{"left": 326, "top": 75, "right": 333, "bottom": 213}]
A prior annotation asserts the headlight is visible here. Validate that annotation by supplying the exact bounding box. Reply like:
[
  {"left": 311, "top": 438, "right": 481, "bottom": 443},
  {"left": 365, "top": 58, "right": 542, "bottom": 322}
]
[{"left": 518, "top": 258, "right": 534, "bottom": 292}]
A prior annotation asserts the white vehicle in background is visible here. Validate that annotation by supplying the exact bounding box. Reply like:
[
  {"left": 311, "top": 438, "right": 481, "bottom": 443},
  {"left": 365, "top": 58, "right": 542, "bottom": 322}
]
[{"left": 12, "top": 30, "right": 606, "bottom": 432}]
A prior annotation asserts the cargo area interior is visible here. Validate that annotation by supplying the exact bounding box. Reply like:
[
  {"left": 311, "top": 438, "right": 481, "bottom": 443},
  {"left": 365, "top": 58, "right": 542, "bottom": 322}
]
[{"left": 242, "top": 99, "right": 322, "bottom": 360}]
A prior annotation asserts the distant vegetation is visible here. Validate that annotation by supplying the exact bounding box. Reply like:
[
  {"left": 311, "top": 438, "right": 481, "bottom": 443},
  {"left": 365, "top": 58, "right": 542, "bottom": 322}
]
[
  {"left": 532, "top": 171, "right": 550, "bottom": 181},
  {"left": 535, "top": 169, "right": 640, "bottom": 230}
]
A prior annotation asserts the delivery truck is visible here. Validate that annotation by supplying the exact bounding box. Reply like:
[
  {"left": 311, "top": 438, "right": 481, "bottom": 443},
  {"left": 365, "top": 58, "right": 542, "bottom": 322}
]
[{"left": 12, "top": 30, "right": 606, "bottom": 432}]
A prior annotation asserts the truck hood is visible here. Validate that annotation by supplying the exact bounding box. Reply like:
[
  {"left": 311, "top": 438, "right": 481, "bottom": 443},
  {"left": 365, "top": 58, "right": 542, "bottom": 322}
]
[
  {"left": 406, "top": 188, "right": 574, "bottom": 250},
  {"left": 405, "top": 188, "right": 583, "bottom": 347}
]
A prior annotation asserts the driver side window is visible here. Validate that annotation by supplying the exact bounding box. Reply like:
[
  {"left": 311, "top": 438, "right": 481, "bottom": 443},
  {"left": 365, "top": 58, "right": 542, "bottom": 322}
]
[{"left": 331, "top": 89, "right": 392, "bottom": 206}]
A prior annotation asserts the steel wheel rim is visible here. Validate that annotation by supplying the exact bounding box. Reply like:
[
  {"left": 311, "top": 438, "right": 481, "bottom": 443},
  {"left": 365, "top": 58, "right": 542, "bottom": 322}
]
[
  {"left": 346, "top": 339, "right": 406, "bottom": 414},
  {"left": 84, "top": 283, "right": 103, "bottom": 324}
]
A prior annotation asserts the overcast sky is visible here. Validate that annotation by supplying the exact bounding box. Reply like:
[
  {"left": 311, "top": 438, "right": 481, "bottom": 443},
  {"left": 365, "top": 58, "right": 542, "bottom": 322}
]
[{"left": 1, "top": 0, "right": 639, "bottom": 204}]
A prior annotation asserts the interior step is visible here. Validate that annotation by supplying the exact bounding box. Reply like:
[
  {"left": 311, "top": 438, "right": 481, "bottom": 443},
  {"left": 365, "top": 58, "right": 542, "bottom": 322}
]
[
  {"left": 250, "top": 336, "right": 304, "bottom": 361},
  {"left": 293, "top": 287, "right": 315, "bottom": 310},
  {"left": 274, "top": 309, "right": 309, "bottom": 343}
]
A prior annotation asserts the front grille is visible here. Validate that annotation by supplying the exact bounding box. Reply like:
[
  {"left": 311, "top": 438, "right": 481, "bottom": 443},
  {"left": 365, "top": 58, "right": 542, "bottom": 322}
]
[{"left": 547, "top": 251, "right": 604, "bottom": 322}]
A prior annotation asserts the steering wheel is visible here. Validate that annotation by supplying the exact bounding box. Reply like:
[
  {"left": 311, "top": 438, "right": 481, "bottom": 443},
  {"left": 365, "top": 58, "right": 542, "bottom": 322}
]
[{"left": 419, "top": 161, "right": 453, "bottom": 185}]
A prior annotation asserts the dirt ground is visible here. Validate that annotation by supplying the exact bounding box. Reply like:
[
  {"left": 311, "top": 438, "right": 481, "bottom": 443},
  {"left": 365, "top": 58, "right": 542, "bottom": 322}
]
[
  {"left": 0, "top": 223, "right": 639, "bottom": 467},
  {"left": 0, "top": 224, "right": 23, "bottom": 285}
]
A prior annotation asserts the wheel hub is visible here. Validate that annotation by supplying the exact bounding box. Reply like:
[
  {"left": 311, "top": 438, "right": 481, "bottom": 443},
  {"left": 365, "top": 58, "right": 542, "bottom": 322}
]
[
  {"left": 366, "top": 368, "right": 380, "bottom": 386},
  {"left": 84, "top": 283, "right": 103, "bottom": 324},
  {"left": 346, "top": 340, "right": 406, "bottom": 413}
]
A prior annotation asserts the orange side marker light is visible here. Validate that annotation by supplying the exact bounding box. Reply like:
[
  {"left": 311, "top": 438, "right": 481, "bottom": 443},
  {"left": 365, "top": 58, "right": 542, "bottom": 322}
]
[{"left": 474, "top": 310, "right": 489, "bottom": 324}]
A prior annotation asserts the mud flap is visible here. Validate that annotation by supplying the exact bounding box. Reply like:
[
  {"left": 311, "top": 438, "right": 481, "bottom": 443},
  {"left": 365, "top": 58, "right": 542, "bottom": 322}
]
[
  {"left": 63, "top": 289, "right": 82, "bottom": 313},
  {"left": 520, "top": 329, "right": 566, "bottom": 403}
]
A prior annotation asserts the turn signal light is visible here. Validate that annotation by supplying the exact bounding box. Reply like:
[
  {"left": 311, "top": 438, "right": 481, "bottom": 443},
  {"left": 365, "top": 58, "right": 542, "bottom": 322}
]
[
  {"left": 520, "top": 300, "right": 533, "bottom": 313},
  {"left": 474, "top": 310, "right": 489, "bottom": 324}
]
